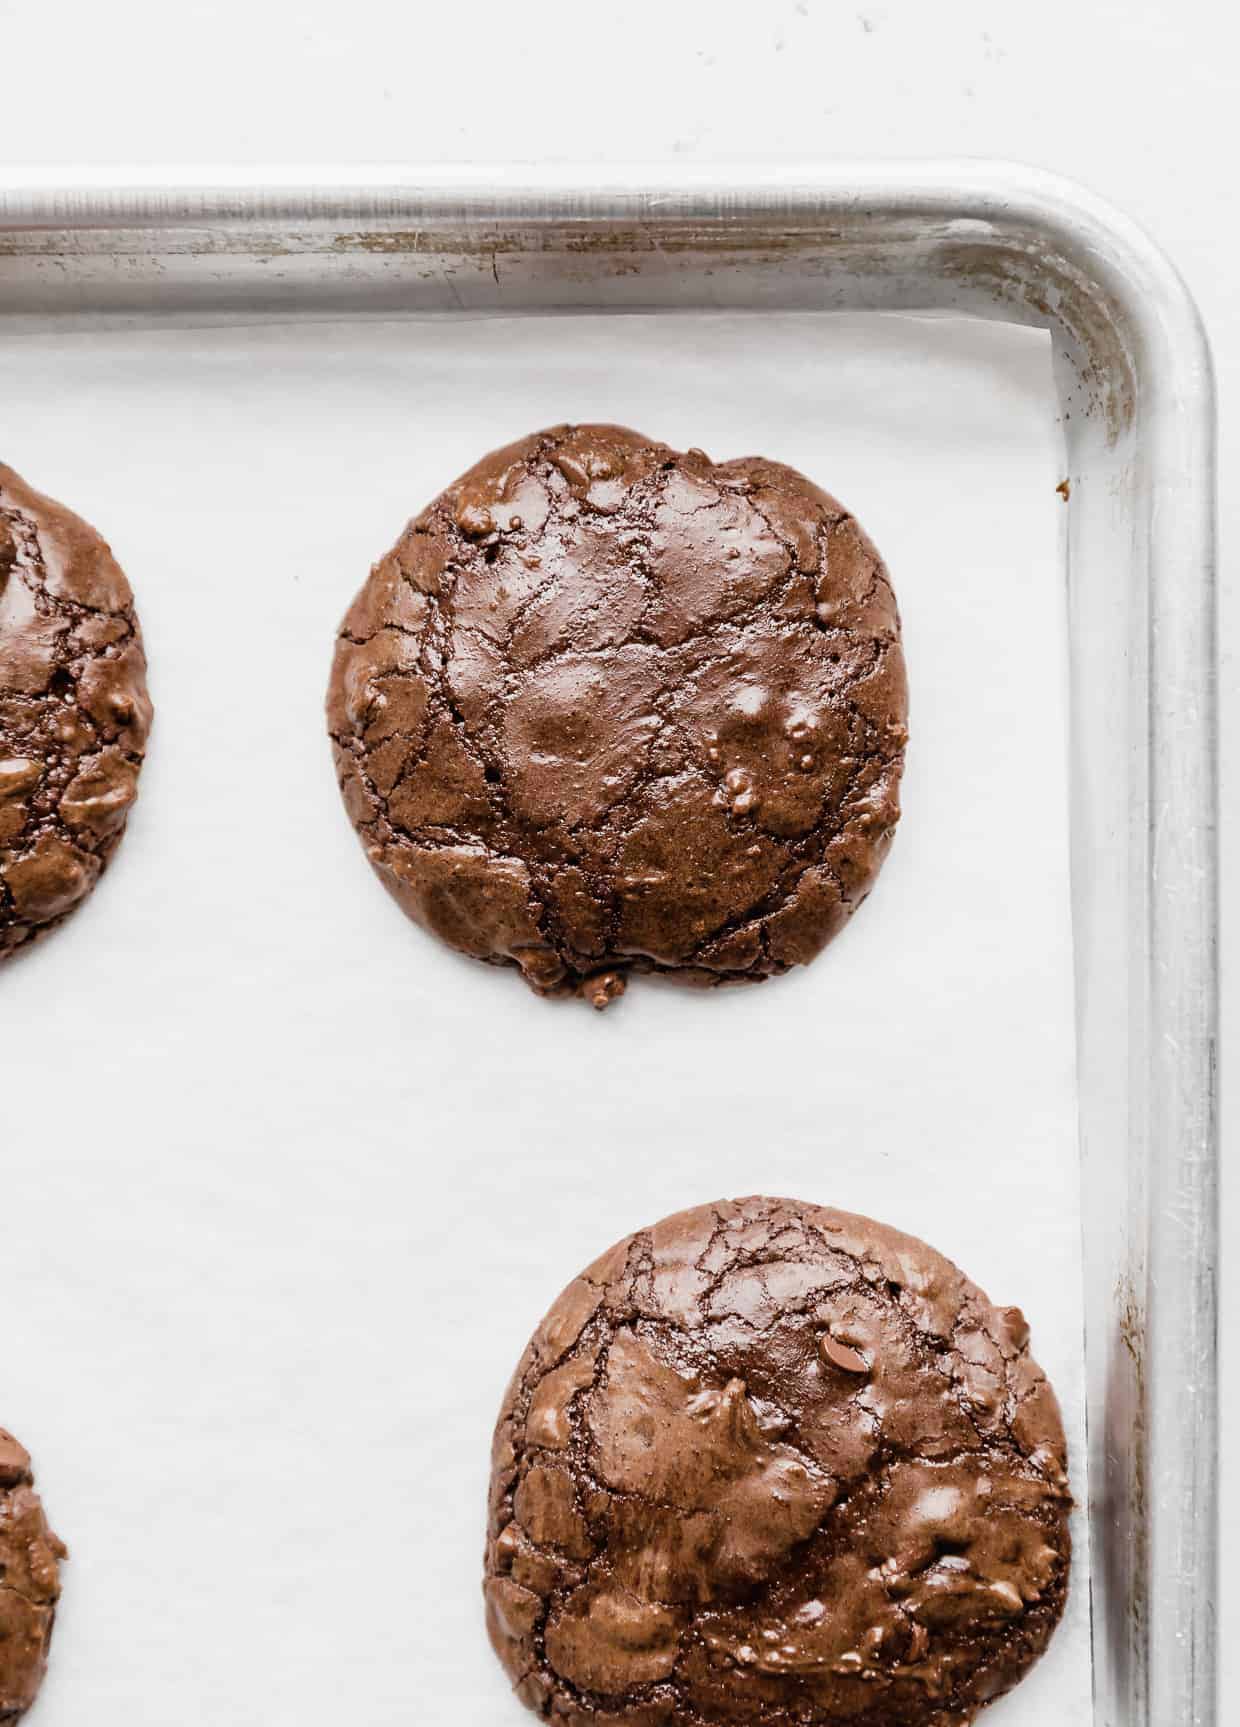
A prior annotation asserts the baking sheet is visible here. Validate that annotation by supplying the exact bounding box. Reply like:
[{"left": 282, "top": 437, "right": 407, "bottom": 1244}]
[{"left": 0, "top": 310, "right": 1089, "bottom": 1725}]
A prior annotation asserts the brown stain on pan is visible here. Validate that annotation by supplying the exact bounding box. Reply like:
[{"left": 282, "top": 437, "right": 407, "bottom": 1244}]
[
  {"left": 328, "top": 223, "right": 839, "bottom": 259},
  {"left": 936, "top": 240, "right": 1138, "bottom": 441},
  {"left": 1116, "top": 1281, "right": 1149, "bottom": 1659}
]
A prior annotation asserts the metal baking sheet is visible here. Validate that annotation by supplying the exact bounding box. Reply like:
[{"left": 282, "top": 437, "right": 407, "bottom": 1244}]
[{"left": 0, "top": 167, "right": 1217, "bottom": 1727}]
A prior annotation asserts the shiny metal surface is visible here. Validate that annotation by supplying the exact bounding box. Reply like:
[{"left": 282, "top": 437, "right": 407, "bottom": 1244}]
[{"left": 0, "top": 162, "right": 1217, "bottom": 1727}]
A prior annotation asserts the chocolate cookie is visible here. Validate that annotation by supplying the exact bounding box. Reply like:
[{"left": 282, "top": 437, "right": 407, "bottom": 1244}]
[
  {"left": 328, "top": 426, "right": 907, "bottom": 1007},
  {"left": 1, "top": 465, "right": 152, "bottom": 959},
  {"left": 485, "top": 1197, "right": 1071, "bottom": 1726},
  {"left": 0, "top": 1430, "right": 65, "bottom": 1723}
]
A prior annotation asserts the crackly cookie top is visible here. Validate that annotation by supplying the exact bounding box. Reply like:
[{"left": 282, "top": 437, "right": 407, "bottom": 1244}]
[
  {"left": 485, "top": 1197, "right": 1071, "bottom": 1726},
  {"left": 0, "top": 1429, "right": 66, "bottom": 1722},
  {"left": 0, "top": 464, "right": 152, "bottom": 960},
  {"left": 327, "top": 425, "right": 907, "bottom": 1007}
]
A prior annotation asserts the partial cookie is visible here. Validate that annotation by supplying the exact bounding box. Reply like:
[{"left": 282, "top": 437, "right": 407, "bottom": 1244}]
[
  {"left": 328, "top": 425, "right": 907, "bottom": 1007},
  {"left": 0, "top": 1429, "right": 65, "bottom": 1723},
  {"left": 1, "top": 465, "right": 152, "bottom": 959},
  {"left": 485, "top": 1196, "right": 1071, "bottom": 1727}
]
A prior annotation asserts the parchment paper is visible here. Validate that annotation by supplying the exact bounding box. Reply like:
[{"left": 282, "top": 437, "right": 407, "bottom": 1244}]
[{"left": 0, "top": 311, "right": 1090, "bottom": 1725}]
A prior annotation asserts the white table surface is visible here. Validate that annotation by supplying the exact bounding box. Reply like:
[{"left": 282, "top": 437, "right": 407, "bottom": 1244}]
[{"left": 0, "top": 0, "right": 1232, "bottom": 1715}]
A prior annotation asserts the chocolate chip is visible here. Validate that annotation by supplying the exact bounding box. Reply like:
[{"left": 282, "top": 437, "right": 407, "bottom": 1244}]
[{"left": 819, "top": 1333, "right": 871, "bottom": 1375}]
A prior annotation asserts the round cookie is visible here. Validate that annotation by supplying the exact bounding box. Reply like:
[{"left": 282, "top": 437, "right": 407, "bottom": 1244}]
[
  {"left": 485, "top": 1196, "right": 1071, "bottom": 1727},
  {"left": 1, "top": 465, "right": 152, "bottom": 959},
  {"left": 0, "top": 1429, "right": 65, "bottom": 1723},
  {"left": 328, "top": 425, "right": 907, "bottom": 1007}
]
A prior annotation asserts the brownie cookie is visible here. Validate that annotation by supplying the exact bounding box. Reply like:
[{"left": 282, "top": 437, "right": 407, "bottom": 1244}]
[
  {"left": 485, "top": 1197, "right": 1071, "bottom": 1726},
  {"left": 0, "top": 1430, "right": 65, "bottom": 1723},
  {"left": 328, "top": 426, "right": 906, "bottom": 1007},
  {"left": 1, "top": 465, "right": 152, "bottom": 959}
]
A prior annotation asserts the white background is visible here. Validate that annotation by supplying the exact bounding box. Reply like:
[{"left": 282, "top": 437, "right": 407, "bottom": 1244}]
[{"left": 0, "top": 0, "right": 1231, "bottom": 1717}]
